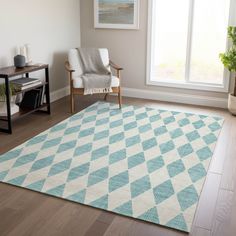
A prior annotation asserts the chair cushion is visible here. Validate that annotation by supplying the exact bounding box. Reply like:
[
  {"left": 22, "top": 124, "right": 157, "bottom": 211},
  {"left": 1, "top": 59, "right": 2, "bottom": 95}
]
[
  {"left": 73, "top": 76, "right": 120, "bottom": 88},
  {"left": 68, "top": 48, "right": 111, "bottom": 80},
  {"left": 68, "top": 49, "right": 83, "bottom": 78}
]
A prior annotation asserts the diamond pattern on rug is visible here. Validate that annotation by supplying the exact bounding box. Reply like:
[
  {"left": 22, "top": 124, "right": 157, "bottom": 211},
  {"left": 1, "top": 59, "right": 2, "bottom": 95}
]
[{"left": 0, "top": 101, "right": 224, "bottom": 232}]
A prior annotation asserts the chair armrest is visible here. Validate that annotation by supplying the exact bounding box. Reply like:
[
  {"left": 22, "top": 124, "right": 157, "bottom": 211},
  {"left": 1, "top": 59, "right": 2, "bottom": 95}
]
[
  {"left": 109, "top": 60, "right": 123, "bottom": 71},
  {"left": 65, "top": 61, "right": 75, "bottom": 73}
]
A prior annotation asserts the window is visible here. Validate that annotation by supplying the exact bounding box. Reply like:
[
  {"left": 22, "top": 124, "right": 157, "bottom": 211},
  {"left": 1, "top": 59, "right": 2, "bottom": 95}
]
[{"left": 147, "top": 0, "right": 234, "bottom": 92}]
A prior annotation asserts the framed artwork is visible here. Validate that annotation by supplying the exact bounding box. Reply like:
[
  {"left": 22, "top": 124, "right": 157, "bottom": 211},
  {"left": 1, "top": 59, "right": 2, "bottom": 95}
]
[{"left": 94, "top": 0, "right": 140, "bottom": 29}]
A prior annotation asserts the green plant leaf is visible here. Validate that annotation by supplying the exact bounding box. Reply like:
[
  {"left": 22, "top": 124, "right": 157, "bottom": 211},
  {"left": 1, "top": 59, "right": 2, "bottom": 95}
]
[
  {"left": 220, "top": 26, "right": 236, "bottom": 72},
  {"left": 0, "top": 83, "right": 18, "bottom": 101}
]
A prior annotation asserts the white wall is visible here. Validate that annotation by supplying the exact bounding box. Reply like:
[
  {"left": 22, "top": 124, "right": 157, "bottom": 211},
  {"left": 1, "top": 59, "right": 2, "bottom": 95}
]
[
  {"left": 80, "top": 0, "right": 233, "bottom": 108},
  {"left": 0, "top": 0, "right": 81, "bottom": 93}
]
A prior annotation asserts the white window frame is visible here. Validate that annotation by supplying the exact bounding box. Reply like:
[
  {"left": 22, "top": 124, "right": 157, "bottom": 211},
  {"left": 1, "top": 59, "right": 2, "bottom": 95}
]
[{"left": 146, "top": 0, "right": 236, "bottom": 93}]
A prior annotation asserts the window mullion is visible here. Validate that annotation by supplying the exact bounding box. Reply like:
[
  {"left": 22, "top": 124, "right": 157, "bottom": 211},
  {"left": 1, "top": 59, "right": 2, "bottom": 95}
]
[{"left": 185, "top": 0, "right": 195, "bottom": 83}]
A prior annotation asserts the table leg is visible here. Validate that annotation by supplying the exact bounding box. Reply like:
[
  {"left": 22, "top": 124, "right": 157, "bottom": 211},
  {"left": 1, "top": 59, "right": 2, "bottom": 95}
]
[
  {"left": 5, "top": 77, "right": 12, "bottom": 134},
  {"left": 45, "top": 67, "right": 51, "bottom": 114}
]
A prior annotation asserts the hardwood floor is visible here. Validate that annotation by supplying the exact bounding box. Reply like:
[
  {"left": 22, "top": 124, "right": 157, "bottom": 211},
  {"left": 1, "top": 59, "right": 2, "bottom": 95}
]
[{"left": 0, "top": 95, "right": 236, "bottom": 236}]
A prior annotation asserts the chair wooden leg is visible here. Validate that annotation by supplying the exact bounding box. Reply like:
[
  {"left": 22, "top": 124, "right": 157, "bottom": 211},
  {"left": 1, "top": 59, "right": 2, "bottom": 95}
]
[
  {"left": 104, "top": 93, "right": 109, "bottom": 101},
  {"left": 118, "top": 88, "right": 122, "bottom": 109},
  {"left": 71, "top": 92, "right": 75, "bottom": 113}
]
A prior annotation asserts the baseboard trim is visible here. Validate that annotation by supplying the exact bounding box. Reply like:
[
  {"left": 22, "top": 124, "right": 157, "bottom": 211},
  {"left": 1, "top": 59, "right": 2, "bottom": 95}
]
[
  {"left": 50, "top": 86, "right": 70, "bottom": 103},
  {"left": 50, "top": 86, "right": 228, "bottom": 109},
  {"left": 121, "top": 87, "right": 228, "bottom": 109}
]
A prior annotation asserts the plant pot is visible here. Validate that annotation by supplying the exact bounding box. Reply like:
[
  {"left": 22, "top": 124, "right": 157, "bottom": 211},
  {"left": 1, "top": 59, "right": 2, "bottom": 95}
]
[
  {"left": 0, "top": 96, "right": 19, "bottom": 116},
  {"left": 0, "top": 102, "right": 19, "bottom": 116},
  {"left": 228, "top": 94, "right": 236, "bottom": 115}
]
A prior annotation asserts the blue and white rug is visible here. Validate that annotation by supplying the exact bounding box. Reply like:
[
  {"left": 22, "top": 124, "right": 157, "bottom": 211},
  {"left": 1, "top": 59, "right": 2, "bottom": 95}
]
[{"left": 0, "top": 102, "right": 223, "bottom": 232}]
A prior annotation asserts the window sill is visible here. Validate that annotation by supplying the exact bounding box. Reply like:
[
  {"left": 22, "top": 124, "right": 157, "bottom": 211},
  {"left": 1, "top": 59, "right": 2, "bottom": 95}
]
[{"left": 147, "top": 78, "right": 229, "bottom": 93}]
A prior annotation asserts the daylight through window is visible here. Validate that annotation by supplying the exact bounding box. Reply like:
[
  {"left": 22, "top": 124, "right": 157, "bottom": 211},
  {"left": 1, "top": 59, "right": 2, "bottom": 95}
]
[{"left": 148, "top": 0, "right": 233, "bottom": 91}]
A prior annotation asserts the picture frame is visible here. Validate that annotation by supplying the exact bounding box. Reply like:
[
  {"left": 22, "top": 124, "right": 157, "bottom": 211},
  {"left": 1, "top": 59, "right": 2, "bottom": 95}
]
[{"left": 94, "top": 0, "right": 140, "bottom": 30}]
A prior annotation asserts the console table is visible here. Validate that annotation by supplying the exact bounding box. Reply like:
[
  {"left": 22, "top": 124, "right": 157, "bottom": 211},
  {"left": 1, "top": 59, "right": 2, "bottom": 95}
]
[{"left": 0, "top": 64, "right": 50, "bottom": 134}]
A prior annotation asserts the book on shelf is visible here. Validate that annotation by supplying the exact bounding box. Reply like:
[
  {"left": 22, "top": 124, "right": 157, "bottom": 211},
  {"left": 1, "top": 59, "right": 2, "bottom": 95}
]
[
  {"left": 40, "top": 86, "right": 45, "bottom": 105},
  {"left": 16, "top": 81, "right": 42, "bottom": 91},
  {"left": 19, "top": 86, "right": 45, "bottom": 110},
  {"left": 11, "top": 77, "right": 42, "bottom": 91},
  {"left": 34, "top": 87, "right": 43, "bottom": 107}
]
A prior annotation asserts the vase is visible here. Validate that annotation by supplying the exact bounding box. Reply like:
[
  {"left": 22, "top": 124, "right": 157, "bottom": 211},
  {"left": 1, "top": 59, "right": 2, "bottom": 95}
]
[
  {"left": 0, "top": 96, "right": 19, "bottom": 116},
  {"left": 14, "top": 55, "right": 26, "bottom": 68},
  {"left": 228, "top": 94, "right": 236, "bottom": 115}
]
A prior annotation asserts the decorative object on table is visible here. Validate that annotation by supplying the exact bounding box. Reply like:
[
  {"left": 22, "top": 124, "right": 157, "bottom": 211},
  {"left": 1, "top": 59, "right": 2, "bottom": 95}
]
[
  {"left": 220, "top": 26, "right": 236, "bottom": 115},
  {"left": 94, "top": 0, "right": 140, "bottom": 29},
  {"left": 0, "top": 83, "right": 19, "bottom": 116},
  {"left": 14, "top": 54, "right": 26, "bottom": 68},
  {"left": 65, "top": 48, "right": 123, "bottom": 113},
  {"left": 20, "top": 46, "right": 27, "bottom": 59},
  {"left": 0, "top": 101, "right": 224, "bottom": 232},
  {"left": 25, "top": 44, "right": 33, "bottom": 65},
  {"left": 15, "top": 44, "right": 33, "bottom": 66}
]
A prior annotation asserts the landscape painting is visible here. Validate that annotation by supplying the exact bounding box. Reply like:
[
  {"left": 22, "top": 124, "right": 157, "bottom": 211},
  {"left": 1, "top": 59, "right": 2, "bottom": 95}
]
[{"left": 94, "top": 0, "right": 139, "bottom": 29}]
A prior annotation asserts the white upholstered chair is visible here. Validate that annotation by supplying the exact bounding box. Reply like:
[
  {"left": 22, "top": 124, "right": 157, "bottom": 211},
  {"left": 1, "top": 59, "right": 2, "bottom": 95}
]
[{"left": 65, "top": 48, "right": 123, "bottom": 113}]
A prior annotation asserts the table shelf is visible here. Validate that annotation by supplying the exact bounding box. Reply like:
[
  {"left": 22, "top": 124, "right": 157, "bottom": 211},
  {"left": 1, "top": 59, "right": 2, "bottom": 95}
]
[{"left": 0, "top": 64, "right": 50, "bottom": 134}]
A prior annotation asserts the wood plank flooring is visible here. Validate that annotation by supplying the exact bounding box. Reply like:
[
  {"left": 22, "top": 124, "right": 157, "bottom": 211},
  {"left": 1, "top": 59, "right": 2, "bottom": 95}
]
[{"left": 0, "top": 95, "right": 236, "bottom": 236}]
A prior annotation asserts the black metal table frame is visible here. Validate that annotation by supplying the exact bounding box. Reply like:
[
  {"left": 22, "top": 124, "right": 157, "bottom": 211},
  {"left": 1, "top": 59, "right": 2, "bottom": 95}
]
[{"left": 0, "top": 65, "right": 50, "bottom": 134}]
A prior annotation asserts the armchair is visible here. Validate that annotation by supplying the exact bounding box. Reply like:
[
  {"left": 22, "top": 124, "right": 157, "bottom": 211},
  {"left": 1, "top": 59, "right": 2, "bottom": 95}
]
[{"left": 65, "top": 48, "right": 123, "bottom": 113}]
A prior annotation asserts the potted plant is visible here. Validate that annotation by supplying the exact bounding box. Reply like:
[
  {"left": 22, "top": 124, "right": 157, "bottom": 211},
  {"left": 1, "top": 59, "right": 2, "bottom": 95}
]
[
  {"left": 0, "top": 83, "right": 19, "bottom": 116},
  {"left": 220, "top": 26, "right": 236, "bottom": 115}
]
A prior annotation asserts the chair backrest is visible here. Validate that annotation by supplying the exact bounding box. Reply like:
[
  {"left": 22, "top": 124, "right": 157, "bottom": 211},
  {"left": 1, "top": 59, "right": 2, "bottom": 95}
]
[{"left": 68, "top": 48, "right": 110, "bottom": 79}]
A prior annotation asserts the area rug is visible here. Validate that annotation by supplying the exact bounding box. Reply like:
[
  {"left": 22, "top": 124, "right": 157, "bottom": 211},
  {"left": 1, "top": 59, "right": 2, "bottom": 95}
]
[{"left": 0, "top": 102, "right": 224, "bottom": 232}]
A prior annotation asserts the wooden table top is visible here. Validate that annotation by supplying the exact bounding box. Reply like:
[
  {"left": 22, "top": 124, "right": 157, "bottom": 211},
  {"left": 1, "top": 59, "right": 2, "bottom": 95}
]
[{"left": 0, "top": 64, "right": 48, "bottom": 78}]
